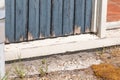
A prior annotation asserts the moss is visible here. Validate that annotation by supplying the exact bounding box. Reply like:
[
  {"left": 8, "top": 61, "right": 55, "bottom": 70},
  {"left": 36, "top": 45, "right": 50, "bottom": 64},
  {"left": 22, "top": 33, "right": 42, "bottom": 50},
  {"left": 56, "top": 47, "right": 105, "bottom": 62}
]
[{"left": 91, "top": 63, "right": 120, "bottom": 80}]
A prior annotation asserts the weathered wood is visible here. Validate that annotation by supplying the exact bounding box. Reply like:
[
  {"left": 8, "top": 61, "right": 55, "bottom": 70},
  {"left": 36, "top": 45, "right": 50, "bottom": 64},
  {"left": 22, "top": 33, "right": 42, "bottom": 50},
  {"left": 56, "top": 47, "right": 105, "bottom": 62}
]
[
  {"left": 63, "top": 0, "right": 74, "bottom": 35},
  {"left": 5, "top": 0, "right": 93, "bottom": 43},
  {"left": 85, "top": 0, "right": 92, "bottom": 32},
  {"left": 5, "top": 0, "right": 15, "bottom": 43},
  {"left": 74, "top": 0, "right": 85, "bottom": 34},
  {"left": 40, "top": 0, "right": 51, "bottom": 38},
  {"left": 15, "top": 0, "right": 28, "bottom": 41},
  {"left": 52, "top": 0, "right": 63, "bottom": 36},
  {"left": 29, "top": 0, "right": 40, "bottom": 40}
]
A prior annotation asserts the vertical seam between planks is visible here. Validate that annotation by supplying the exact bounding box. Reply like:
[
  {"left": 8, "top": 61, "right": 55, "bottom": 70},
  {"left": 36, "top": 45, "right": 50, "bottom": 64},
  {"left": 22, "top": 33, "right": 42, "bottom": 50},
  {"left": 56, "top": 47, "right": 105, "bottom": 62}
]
[
  {"left": 50, "top": 0, "right": 53, "bottom": 37},
  {"left": 84, "top": 0, "right": 86, "bottom": 33},
  {"left": 62, "top": 0, "right": 64, "bottom": 35},
  {"left": 38, "top": 0, "right": 40, "bottom": 39},
  {"left": 90, "top": 0, "right": 92, "bottom": 29},
  {"left": 26, "top": 0, "right": 29, "bottom": 41},
  {"left": 39, "top": 0, "right": 41, "bottom": 39},
  {"left": 14, "top": 0, "right": 16, "bottom": 42},
  {"left": 73, "top": 0, "right": 76, "bottom": 34}
]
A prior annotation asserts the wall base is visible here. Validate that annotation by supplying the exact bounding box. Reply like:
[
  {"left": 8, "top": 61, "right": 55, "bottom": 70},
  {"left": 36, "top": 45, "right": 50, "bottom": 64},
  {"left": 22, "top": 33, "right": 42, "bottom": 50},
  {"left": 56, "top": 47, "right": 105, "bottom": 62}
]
[{"left": 5, "top": 29, "right": 120, "bottom": 61}]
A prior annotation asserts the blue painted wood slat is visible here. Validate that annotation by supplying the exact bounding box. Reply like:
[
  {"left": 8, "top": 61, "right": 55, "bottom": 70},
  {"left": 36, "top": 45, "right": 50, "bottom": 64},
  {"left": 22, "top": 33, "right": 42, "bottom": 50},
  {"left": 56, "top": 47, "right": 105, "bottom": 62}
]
[
  {"left": 15, "top": 0, "right": 28, "bottom": 42},
  {"left": 85, "top": 0, "right": 92, "bottom": 32},
  {"left": 29, "top": 0, "right": 40, "bottom": 40},
  {"left": 5, "top": 0, "right": 15, "bottom": 43},
  {"left": 40, "top": 0, "right": 51, "bottom": 38},
  {"left": 5, "top": 0, "right": 93, "bottom": 43},
  {"left": 52, "top": 0, "right": 63, "bottom": 36},
  {"left": 74, "top": 0, "right": 85, "bottom": 34},
  {"left": 63, "top": 0, "right": 74, "bottom": 35}
]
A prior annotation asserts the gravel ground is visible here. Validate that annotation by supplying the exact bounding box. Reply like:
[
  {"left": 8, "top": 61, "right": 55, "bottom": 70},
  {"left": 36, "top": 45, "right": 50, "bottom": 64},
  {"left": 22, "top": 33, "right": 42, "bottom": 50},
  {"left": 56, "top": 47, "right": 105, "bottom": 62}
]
[
  {"left": 5, "top": 46, "right": 120, "bottom": 80},
  {"left": 6, "top": 51, "right": 102, "bottom": 80}
]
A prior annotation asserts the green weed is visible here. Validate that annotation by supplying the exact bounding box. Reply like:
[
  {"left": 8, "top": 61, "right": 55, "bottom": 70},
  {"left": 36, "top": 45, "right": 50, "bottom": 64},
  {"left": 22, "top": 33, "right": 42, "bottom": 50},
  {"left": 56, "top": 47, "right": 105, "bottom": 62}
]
[{"left": 39, "top": 59, "right": 48, "bottom": 77}]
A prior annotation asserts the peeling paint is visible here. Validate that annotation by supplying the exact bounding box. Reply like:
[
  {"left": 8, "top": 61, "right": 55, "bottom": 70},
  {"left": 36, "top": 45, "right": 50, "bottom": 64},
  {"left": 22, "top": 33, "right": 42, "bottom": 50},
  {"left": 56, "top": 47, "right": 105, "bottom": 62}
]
[
  {"left": 85, "top": 27, "right": 90, "bottom": 33},
  {"left": 74, "top": 26, "right": 81, "bottom": 34},
  {"left": 51, "top": 32, "right": 56, "bottom": 37},
  {"left": 6, "top": 0, "right": 93, "bottom": 43},
  {"left": 28, "top": 32, "right": 33, "bottom": 40},
  {"left": 5, "top": 38, "right": 9, "bottom": 43},
  {"left": 19, "top": 36, "right": 24, "bottom": 41},
  {"left": 39, "top": 33, "right": 45, "bottom": 39},
  {"left": 64, "top": 32, "right": 73, "bottom": 36}
]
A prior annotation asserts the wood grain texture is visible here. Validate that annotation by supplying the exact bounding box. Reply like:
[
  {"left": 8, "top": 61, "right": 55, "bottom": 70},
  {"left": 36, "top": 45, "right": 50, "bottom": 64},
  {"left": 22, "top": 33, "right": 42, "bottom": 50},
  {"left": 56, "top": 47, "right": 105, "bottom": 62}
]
[
  {"left": 5, "top": 0, "right": 15, "bottom": 43},
  {"left": 63, "top": 0, "right": 74, "bottom": 35},
  {"left": 40, "top": 0, "right": 51, "bottom": 38},
  {"left": 29, "top": 0, "right": 40, "bottom": 40},
  {"left": 52, "top": 0, "right": 63, "bottom": 36},
  {"left": 15, "top": 0, "right": 28, "bottom": 42}
]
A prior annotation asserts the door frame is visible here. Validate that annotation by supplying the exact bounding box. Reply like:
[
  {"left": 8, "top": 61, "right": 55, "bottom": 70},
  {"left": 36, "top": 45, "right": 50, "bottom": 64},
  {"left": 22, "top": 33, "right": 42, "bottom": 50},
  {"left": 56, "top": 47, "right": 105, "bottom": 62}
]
[{"left": 91, "top": 0, "right": 108, "bottom": 38}]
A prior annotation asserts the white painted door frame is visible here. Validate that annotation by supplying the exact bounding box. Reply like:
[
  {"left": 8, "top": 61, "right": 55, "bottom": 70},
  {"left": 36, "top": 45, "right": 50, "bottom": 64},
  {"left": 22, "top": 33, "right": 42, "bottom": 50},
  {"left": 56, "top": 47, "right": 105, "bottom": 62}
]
[
  {"left": 0, "top": 13, "right": 5, "bottom": 79},
  {"left": 91, "top": 0, "right": 108, "bottom": 38}
]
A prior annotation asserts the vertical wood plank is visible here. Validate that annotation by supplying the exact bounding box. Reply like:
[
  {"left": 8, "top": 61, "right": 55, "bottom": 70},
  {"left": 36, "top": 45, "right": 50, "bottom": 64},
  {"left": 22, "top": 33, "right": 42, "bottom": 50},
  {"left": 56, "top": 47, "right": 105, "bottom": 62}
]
[
  {"left": 52, "top": 0, "right": 63, "bottom": 36},
  {"left": 74, "top": 0, "right": 85, "bottom": 34},
  {"left": 40, "top": 0, "right": 51, "bottom": 38},
  {"left": 29, "top": 0, "right": 39, "bottom": 40},
  {"left": 5, "top": 0, "right": 93, "bottom": 43},
  {"left": 85, "top": 0, "right": 92, "bottom": 32},
  {"left": 15, "top": 0, "right": 28, "bottom": 42},
  {"left": 63, "top": 0, "right": 74, "bottom": 35},
  {"left": 5, "top": 0, "right": 15, "bottom": 43}
]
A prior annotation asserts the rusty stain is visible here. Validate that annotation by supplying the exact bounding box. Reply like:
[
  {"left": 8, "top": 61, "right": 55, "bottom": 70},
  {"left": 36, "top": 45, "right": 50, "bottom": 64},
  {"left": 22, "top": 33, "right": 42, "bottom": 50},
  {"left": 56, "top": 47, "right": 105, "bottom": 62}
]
[
  {"left": 28, "top": 32, "right": 33, "bottom": 40},
  {"left": 74, "top": 26, "right": 81, "bottom": 34}
]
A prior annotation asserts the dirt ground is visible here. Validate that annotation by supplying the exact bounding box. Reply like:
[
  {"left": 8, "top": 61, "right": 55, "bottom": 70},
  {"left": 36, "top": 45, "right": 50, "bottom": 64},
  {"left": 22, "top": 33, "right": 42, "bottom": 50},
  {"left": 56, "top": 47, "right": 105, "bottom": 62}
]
[{"left": 4, "top": 46, "right": 120, "bottom": 80}]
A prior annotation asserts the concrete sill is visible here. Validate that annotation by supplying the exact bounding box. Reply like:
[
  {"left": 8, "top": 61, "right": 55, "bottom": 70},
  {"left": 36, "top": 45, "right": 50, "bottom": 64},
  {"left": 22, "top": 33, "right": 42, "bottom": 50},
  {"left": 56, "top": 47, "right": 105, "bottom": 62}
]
[{"left": 5, "top": 29, "right": 120, "bottom": 61}]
